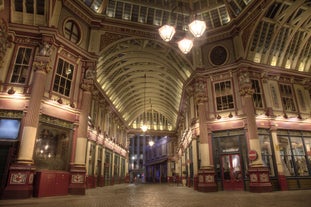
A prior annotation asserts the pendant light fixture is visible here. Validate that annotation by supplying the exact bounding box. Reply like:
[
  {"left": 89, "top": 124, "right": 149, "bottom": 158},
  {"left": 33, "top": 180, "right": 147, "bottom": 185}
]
[{"left": 158, "top": 1, "right": 206, "bottom": 54}]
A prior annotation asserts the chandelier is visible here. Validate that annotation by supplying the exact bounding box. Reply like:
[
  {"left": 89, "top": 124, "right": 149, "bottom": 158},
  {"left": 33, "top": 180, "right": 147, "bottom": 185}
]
[
  {"left": 158, "top": 1, "right": 206, "bottom": 54},
  {"left": 141, "top": 73, "right": 148, "bottom": 132}
]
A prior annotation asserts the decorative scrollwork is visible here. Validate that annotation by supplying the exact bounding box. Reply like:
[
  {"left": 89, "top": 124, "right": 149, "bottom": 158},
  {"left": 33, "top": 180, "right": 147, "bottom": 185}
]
[
  {"left": 38, "top": 42, "right": 53, "bottom": 56},
  {"left": 238, "top": 71, "right": 250, "bottom": 85},
  {"left": 80, "top": 79, "right": 94, "bottom": 92},
  {"left": 33, "top": 56, "right": 52, "bottom": 73},
  {"left": 196, "top": 94, "right": 208, "bottom": 104},
  {"left": 239, "top": 87, "right": 254, "bottom": 96}
]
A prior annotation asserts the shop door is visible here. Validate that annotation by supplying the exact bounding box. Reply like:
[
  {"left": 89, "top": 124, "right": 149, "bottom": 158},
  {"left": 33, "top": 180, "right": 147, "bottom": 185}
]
[{"left": 221, "top": 154, "right": 244, "bottom": 191}]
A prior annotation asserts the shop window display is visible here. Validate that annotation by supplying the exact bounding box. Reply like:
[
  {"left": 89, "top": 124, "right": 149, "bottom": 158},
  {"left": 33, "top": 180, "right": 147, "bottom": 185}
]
[
  {"left": 88, "top": 143, "right": 96, "bottom": 175},
  {"left": 278, "top": 135, "right": 310, "bottom": 176},
  {"left": 34, "top": 125, "right": 70, "bottom": 170},
  {"left": 291, "top": 137, "right": 308, "bottom": 176},
  {"left": 259, "top": 134, "right": 275, "bottom": 176},
  {"left": 305, "top": 138, "right": 311, "bottom": 166}
]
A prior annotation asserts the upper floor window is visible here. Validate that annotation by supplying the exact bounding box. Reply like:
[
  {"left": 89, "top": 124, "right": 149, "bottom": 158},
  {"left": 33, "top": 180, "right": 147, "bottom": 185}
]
[
  {"left": 279, "top": 84, "right": 296, "bottom": 112},
  {"left": 251, "top": 79, "right": 264, "bottom": 108},
  {"left": 52, "top": 58, "right": 74, "bottom": 97},
  {"left": 10, "top": 47, "right": 33, "bottom": 84},
  {"left": 64, "top": 20, "right": 81, "bottom": 44},
  {"left": 214, "top": 80, "right": 234, "bottom": 111},
  {"left": 14, "top": 0, "right": 45, "bottom": 14}
]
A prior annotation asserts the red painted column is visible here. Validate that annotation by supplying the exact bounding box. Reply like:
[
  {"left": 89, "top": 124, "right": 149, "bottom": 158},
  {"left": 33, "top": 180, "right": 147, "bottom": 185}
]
[
  {"left": 69, "top": 65, "right": 94, "bottom": 195},
  {"left": 195, "top": 78, "right": 217, "bottom": 192},
  {"left": 239, "top": 71, "right": 272, "bottom": 192},
  {"left": 3, "top": 40, "right": 52, "bottom": 199}
]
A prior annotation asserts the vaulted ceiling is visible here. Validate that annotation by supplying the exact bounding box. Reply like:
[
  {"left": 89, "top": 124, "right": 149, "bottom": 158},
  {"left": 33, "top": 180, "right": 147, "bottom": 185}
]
[
  {"left": 96, "top": 38, "right": 193, "bottom": 129},
  {"left": 80, "top": 0, "right": 311, "bottom": 131}
]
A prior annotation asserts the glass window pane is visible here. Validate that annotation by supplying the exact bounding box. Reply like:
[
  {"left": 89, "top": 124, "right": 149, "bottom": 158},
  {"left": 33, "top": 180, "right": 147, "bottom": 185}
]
[
  {"left": 53, "top": 58, "right": 74, "bottom": 97},
  {"left": 37, "top": 0, "right": 45, "bottom": 15},
  {"left": 219, "top": 136, "right": 239, "bottom": 153},
  {"left": 15, "top": 0, "right": 23, "bottom": 11},
  {"left": 214, "top": 80, "right": 234, "bottom": 111},
  {"left": 304, "top": 138, "right": 311, "bottom": 172},
  {"left": 291, "top": 137, "right": 308, "bottom": 176},
  {"left": 280, "top": 84, "right": 296, "bottom": 112},
  {"left": 260, "top": 135, "right": 275, "bottom": 176},
  {"left": 11, "top": 47, "right": 32, "bottom": 84},
  {"left": 64, "top": 20, "right": 80, "bottom": 44},
  {"left": 278, "top": 136, "right": 294, "bottom": 176},
  {"left": 26, "top": 0, "right": 34, "bottom": 13},
  {"left": 34, "top": 125, "right": 70, "bottom": 170}
]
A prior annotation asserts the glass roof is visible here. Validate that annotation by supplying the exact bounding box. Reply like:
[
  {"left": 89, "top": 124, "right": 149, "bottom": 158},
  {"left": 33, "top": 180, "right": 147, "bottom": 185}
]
[
  {"left": 79, "top": 0, "right": 311, "bottom": 131},
  {"left": 82, "top": 0, "right": 254, "bottom": 30}
]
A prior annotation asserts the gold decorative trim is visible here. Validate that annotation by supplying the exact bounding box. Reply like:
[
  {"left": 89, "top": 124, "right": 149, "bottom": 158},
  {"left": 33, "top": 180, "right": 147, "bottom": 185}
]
[
  {"left": 239, "top": 87, "right": 254, "bottom": 96},
  {"left": 39, "top": 114, "right": 74, "bottom": 129},
  {"left": 0, "top": 110, "right": 24, "bottom": 118}
]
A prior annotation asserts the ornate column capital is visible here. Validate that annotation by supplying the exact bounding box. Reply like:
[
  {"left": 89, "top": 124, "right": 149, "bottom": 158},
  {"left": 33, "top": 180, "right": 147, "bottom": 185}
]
[
  {"left": 80, "top": 79, "right": 94, "bottom": 92},
  {"left": 33, "top": 38, "right": 54, "bottom": 73},
  {"left": 239, "top": 87, "right": 254, "bottom": 96},
  {"left": 194, "top": 77, "right": 208, "bottom": 105},
  {"left": 33, "top": 56, "right": 52, "bottom": 73},
  {"left": 80, "top": 62, "right": 96, "bottom": 92},
  {"left": 195, "top": 94, "right": 208, "bottom": 104},
  {"left": 238, "top": 70, "right": 254, "bottom": 96}
]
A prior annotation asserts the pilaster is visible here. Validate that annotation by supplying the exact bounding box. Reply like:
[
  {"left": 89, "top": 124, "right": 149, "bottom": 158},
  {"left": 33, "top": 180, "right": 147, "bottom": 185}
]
[
  {"left": 195, "top": 78, "right": 217, "bottom": 192},
  {"left": 239, "top": 70, "right": 272, "bottom": 192},
  {"left": 69, "top": 64, "right": 95, "bottom": 195},
  {"left": 3, "top": 39, "right": 52, "bottom": 199}
]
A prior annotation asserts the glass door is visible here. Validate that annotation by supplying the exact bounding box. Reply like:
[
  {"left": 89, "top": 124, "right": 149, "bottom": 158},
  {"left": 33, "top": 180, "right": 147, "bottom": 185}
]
[{"left": 221, "top": 154, "right": 244, "bottom": 190}]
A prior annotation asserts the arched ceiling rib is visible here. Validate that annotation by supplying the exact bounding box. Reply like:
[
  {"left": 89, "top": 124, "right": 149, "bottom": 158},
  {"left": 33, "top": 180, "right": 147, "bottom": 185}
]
[{"left": 96, "top": 38, "right": 193, "bottom": 129}]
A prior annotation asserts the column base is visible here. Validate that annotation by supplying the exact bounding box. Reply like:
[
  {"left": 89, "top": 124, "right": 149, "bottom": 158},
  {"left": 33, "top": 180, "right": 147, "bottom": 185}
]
[
  {"left": 97, "top": 176, "right": 105, "bottom": 187},
  {"left": 278, "top": 174, "right": 288, "bottom": 191},
  {"left": 182, "top": 177, "right": 186, "bottom": 186},
  {"left": 2, "top": 163, "right": 36, "bottom": 199},
  {"left": 86, "top": 175, "right": 96, "bottom": 188},
  {"left": 68, "top": 165, "right": 86, "bottom": 195},
  {"left": 248, "top": 166, "right": 272, "bottom": 193},
  {"left": 197, "top": 168, "right": 217, "bottom": 192},
  {"left": 125, "top": 173, "right": 130, "bottom": 183},
  {"left": 110, "top": 176, "right": 114, "bottom": 185},
  {"left": 193, "top": 176, "right": 198, "bottom": 190}
]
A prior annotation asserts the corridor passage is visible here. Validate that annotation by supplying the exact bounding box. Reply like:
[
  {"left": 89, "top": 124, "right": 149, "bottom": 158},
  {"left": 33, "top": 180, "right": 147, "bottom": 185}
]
[{"left": 1, "top": 184, "right": 311, "bottom": 207}]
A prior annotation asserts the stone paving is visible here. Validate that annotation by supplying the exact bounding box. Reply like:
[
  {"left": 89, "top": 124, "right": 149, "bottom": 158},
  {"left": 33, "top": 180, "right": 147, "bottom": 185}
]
[{"left": 1, "top": 184, "right": 311, "bottom": 207}]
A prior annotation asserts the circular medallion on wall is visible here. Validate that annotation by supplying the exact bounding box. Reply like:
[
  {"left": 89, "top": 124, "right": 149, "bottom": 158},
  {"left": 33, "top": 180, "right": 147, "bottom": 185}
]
[{"left": 209, "top": 45, "right": 228, "bottom": 66}]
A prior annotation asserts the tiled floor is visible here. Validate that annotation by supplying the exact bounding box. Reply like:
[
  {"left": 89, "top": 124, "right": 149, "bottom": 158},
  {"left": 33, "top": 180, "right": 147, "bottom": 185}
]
[{"left": 1, "top": 184, "right": 311, "bottom": 207}]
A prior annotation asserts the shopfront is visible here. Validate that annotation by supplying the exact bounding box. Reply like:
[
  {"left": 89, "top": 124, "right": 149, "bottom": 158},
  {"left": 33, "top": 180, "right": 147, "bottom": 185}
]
[{"left": 213, "top": 130, "right": 247, "bottom": 191}]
